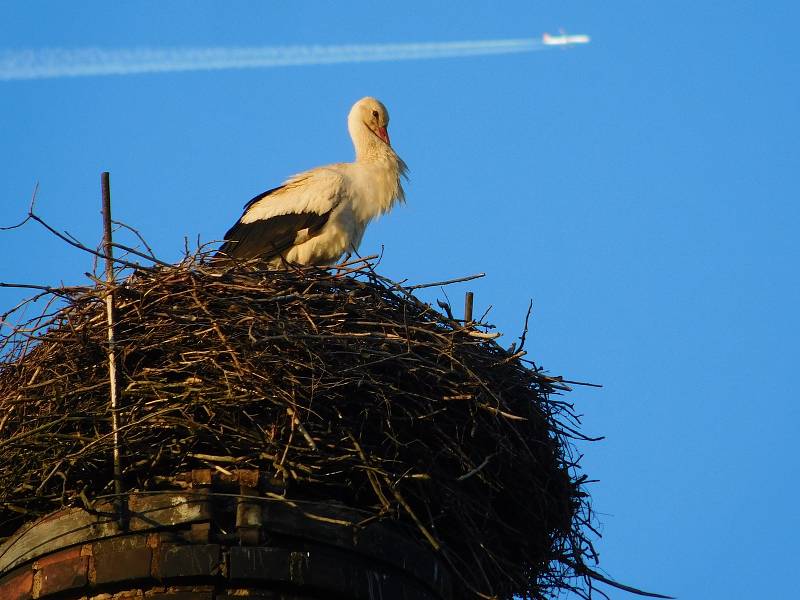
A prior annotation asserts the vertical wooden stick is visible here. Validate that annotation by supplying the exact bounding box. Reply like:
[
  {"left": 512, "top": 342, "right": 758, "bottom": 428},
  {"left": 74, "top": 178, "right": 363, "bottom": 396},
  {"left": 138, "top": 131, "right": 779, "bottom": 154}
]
[
  {"left": 101, "top": 172, "right": 124, "bottom": 525},
  {"left": 464, "top": 291, "right": 474, "bottom": 324}
]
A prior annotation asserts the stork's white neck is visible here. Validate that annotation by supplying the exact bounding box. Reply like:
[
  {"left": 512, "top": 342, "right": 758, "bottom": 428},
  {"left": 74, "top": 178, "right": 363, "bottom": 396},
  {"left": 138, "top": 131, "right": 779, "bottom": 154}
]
[
  {"left": 348, "top": 119, "right": 393, "bottom": 162},
  {"left": 345, "top": 118, "right": 407, "bottom": 214}
]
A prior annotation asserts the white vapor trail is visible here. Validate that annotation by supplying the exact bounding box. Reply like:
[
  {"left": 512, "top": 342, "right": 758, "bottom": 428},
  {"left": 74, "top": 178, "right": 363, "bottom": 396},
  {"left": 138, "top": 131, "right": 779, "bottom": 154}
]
[{"left": 0, "top": 38, "right": 550, "bottom": 81}]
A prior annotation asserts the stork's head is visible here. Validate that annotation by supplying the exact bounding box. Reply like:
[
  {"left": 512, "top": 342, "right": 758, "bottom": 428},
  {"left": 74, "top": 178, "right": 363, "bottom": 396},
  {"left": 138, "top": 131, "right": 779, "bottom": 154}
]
[{"left": 348, "top": 97, "right": 392, "bottom": 154}]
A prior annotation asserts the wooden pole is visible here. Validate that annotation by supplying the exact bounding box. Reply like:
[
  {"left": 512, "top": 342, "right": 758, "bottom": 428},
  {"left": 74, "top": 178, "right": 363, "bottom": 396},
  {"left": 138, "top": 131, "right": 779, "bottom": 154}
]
[
  {"left": 464, "top": 291, "right": 474, "bottom": 324},
  {"left": 101, "top": 172, "right": 124, "bottom": 526}
]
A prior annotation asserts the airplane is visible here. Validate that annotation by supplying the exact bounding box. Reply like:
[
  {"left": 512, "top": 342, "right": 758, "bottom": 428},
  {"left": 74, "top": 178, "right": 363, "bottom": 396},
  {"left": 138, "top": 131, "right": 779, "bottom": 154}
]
[{"left": 542, "top": 30, "right": 591, "bottom": 46}]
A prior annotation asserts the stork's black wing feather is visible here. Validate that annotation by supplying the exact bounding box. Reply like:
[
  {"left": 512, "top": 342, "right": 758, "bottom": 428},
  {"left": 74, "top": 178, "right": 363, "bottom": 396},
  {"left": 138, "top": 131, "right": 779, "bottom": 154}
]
[
  {"left": 217, "top": 210, "right": 332, "bottom": 261},
  {"left": 242, "top": 185, "right": 285, "bottom": 212},
  {"left": 217, "top": 171, "right": 342, "bottom": 261}
]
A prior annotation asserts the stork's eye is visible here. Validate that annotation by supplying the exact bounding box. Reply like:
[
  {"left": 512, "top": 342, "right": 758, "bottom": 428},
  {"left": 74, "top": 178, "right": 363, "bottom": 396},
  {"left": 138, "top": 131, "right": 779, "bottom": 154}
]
[{"left": 372, "top": 110, "right": 379, "bottom": 118}]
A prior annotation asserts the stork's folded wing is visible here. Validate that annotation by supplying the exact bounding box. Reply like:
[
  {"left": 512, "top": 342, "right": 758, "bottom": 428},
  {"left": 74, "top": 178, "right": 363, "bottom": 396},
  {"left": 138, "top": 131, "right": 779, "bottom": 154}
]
[{"left": 218, "top": 168, "right": 345, "bottom": 260}]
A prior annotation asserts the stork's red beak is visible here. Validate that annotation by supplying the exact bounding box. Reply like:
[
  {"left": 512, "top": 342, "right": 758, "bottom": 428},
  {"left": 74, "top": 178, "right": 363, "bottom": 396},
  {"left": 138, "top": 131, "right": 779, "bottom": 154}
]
[{"left": 376, "top": 126, "right": 391, "bottom": 146}]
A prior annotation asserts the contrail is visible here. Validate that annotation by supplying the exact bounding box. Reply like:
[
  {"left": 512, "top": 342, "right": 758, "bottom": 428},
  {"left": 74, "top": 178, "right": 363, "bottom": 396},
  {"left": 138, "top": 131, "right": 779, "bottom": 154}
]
[{"left": 0, "top": 38, "right": 563, "bottom": 81}]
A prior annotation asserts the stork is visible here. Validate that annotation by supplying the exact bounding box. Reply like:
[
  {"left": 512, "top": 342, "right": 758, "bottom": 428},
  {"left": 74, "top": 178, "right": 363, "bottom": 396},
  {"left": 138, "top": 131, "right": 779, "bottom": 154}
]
[{"left": 217, "top": 97, "right": 407, "bottom": 267}]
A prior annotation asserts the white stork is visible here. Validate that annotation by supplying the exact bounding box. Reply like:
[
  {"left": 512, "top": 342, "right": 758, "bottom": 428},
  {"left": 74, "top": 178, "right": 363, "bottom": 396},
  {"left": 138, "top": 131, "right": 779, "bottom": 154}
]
[{"left": 217, "top": 97, "right": 407, "bottom": 266}]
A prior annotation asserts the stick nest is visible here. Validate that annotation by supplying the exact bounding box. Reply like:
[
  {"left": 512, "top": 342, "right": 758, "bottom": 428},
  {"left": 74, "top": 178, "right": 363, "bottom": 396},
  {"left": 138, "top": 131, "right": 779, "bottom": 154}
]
[{"left": 0, "top": 258, "right": 596, "bottom": 599}]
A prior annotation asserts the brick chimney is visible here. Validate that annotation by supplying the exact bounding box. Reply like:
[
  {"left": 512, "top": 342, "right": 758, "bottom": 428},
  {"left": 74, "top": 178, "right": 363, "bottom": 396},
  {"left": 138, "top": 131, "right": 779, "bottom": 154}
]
[{"left": 0, "top": 469, "right": 452, "bottom": 600}]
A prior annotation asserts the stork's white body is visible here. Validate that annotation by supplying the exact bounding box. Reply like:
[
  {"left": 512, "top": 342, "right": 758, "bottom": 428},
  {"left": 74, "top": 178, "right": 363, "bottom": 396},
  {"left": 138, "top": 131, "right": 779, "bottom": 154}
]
[{"left": 219, "top": 97, "right": 407, "bottom": 266}]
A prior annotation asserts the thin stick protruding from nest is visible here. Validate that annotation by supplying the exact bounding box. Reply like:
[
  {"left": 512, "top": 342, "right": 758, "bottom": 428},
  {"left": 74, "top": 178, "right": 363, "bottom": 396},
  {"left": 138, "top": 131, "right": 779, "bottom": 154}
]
[
  {"left": 464, "top": 291, "right": 474, "bottom": 324},
  {"left": 101, "top": 172, "right": 124, "bottom": 528}
]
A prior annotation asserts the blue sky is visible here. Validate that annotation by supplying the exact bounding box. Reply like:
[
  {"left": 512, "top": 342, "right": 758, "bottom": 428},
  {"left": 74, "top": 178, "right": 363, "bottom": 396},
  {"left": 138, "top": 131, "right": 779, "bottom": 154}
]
[{"left": 1, "top": 2, "right": 799, "bottom": 598}]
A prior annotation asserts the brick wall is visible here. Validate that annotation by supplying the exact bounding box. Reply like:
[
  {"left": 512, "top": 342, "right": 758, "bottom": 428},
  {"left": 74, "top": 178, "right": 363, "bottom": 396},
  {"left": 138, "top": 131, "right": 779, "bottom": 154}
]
[
  {"left": 0, "top": 472, "right": 453, "bottom": 600},
  {"left": 1, "top": 533, "right": 441, "bottom": 599}
]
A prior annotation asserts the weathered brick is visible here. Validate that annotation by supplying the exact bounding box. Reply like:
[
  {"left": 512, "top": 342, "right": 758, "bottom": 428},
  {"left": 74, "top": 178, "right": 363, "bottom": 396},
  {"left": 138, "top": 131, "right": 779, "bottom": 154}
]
[
  {"left": 190, "top": 470, "right": 212, "bottom": 486},
  {"left": 0, "top": 566, "right": 33, "bottom": 600},
  {"left": 37, "top": 545, "right": 82, "bottom": 566},
  {"left": 157, "top": 545, "right": 220, "bottom": 579},
  {"left": 144, "top": 590, "right": 212, "bottom": 600},
  {"left": 217, "top": 594, "right": 313, "bottom": 600},
  {"left": 228, "top": 547, "right": 291, "bottom": 582},
  {"left": 93, "top": 536, "right": 152, "bottom": 585},
  {"left": 144, "top": 593, "right": 212, "bottom": 600},
  {"left": 184, "top": 522, "right": 211, "bottom": 544},
  {"left": 37, "top": 546, "right": 89, "bottom": 596},
  {"left": 236, "top": 469, "right": 260, "bottom": 488},
  {"left": 128, "top": 495, "right": 210, "bottom": 532},
  {"left": 109, "top": 591, "right": 145, "bottom": 599}
]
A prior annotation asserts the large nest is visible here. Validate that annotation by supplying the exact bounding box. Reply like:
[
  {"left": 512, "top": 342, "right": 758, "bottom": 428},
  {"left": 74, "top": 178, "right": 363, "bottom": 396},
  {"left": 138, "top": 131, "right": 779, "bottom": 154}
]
[{"left": 0, "top": 258, "right": 597, "bottom": 599}]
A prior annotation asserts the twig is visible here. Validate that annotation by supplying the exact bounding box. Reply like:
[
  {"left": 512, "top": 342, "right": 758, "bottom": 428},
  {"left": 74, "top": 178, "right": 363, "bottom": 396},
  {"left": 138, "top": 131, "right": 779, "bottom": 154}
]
[
  {"left": 518, "top": 299, "right": 533, "bottom": 352},
  {"left": 436, "top": 299, "right": 454, "bottom": 320},
  {"left": 386, "top": 479, "right": 441, "bottom": 551},
  {"left": 27, "top": 211, "right": 155, "bottom": 272},
  {"left": 187, "top": 453, "right": 243, "bottom": 464},
  {"left": 0, "top": 183, "right": 38, "bottom": 231},
  {"left": 467, "top": 331, "right": 501, "bottom": 339},
  {"left": 333, "top": 253, "right": 380, "bottom": 269},
  {"left": 111, "top": 242, "right": 171, "bottom": 267},
  {"left": 0, "top": 416, "right": 70, "bottom": 450},
  {"left": 566, "top": 560, "right": 675, "bottom": 599},
  {"left": 0, "top": 283, "right": 82, "bottom": 294},
  {"left": 286, "top": 406, "right": 317, "bottom": 451},
  {"left": 456, "top": 452, "right": 498, "bottom": 481},
  {"left": 404, "top": 272, "right": 485, "bottom": 290},
  {"left": 111, "top": 219, "right": 158, "bottom": 260}
]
